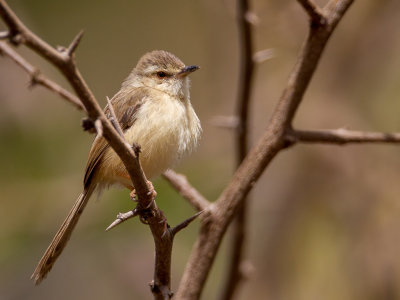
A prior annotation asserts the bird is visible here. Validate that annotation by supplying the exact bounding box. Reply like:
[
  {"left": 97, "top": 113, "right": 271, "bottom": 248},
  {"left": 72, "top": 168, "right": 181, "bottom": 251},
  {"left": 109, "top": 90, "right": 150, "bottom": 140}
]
[{"left": 31, "top": 50, "right": 202, "bottom": 284}]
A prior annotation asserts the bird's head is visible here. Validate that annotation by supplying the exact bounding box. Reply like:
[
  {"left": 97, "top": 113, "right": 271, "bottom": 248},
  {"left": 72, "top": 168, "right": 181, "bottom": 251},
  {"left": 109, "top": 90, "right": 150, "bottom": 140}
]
[{"left": 125, "top": 50, "right": 199, "bottom": 100}]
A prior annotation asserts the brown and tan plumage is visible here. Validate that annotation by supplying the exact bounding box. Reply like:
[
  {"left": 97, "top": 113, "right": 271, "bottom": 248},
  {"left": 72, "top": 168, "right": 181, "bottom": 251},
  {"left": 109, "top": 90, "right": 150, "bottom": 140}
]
[{"left": 31, "top": 50, "right": 201, "bottom": 284}]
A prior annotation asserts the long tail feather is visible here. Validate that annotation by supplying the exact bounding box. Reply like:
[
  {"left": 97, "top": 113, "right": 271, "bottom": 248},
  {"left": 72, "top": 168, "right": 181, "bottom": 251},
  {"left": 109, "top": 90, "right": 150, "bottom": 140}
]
[{"left": 31, "top": 184, "right": 96, "bottom": 284}]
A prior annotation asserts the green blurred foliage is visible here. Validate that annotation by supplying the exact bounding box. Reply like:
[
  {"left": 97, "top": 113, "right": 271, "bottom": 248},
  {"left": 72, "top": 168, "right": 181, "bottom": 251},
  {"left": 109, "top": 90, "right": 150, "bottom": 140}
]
[{"left": 1, "top": 0, "right": 400, "bottom": 299}]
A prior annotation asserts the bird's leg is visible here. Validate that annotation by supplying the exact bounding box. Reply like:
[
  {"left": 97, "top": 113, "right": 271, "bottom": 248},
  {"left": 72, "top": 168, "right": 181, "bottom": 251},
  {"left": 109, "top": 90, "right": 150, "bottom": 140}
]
[
  {"left": 130, "top": 189, "right": 138, "bottom": 202},
  {"left": 129, "top": 180, "right": 156, "bottom": 205}
]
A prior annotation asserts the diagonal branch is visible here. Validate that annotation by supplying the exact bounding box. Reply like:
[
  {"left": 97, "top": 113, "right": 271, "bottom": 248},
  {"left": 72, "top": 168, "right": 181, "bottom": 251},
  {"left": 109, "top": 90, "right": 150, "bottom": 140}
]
[
  {"left": 288, "top": 128, "right": 400, "bottom": 145},
  {"left": 162, "top": 170, "right": 210, "bottom": 212},
  {"left": 0, "top": 0, "right": 151, "bottom": 204},
  {"left": 175, "top": 1, "right": 355, "bottom": 299},
  {"left": 0, "top": 41, "right": 84, "bottom": 111},
  {"left": 0, "top": 2, "right": 187, "bottom": 298}
]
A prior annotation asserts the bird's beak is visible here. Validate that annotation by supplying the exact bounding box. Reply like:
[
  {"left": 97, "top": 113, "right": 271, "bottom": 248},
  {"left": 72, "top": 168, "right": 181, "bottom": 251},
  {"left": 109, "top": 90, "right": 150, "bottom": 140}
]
[{"left": 177, "top": 65, "right": 200, "bottom": 77}]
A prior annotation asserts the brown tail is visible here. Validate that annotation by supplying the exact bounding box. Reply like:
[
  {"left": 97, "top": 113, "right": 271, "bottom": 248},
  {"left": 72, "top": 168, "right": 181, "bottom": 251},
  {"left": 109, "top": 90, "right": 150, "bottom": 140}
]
[{"left": 31, "top": 185, "right": 95, "bottom": 284}]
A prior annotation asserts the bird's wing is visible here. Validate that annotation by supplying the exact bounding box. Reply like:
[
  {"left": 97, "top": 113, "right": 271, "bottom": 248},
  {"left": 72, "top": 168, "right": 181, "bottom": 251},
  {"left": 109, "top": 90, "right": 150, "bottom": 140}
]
[{"left": 83, "top": 87, "right": 148, "bottom": 187}]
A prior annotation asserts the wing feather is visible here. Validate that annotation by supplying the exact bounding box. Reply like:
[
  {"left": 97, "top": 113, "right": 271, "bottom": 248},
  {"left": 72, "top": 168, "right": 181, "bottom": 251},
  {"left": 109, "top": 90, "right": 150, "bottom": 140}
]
[{"left": 83, "top": 87, "right": 148, "bottom": 187}]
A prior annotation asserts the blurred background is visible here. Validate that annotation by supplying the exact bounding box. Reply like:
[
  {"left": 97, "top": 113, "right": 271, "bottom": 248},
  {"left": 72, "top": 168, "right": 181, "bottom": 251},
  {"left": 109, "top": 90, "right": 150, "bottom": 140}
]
[{"left": 1, "top": 0, "right": 400, "bottom": 299}]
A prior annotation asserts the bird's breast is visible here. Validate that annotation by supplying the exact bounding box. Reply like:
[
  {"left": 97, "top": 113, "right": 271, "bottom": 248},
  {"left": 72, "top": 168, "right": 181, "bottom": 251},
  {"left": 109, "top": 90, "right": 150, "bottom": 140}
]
[{"left": 103, "top": 93, "right": 201, "bottom": 184}]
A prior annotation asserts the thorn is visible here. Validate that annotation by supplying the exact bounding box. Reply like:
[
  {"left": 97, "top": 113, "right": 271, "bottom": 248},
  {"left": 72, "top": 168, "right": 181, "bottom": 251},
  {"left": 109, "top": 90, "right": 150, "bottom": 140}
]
[
  {"left": 67, "top": 29, "right": 84, "bottom": 57},
  {"left": 105, "top": 218, "right": 121, "bottom": 231},
  {"left": 171, "top": 210, "right": 204, "bottom": 236},
  {"left": 106, "top": 209, "right": 138, "bottom": 231}
]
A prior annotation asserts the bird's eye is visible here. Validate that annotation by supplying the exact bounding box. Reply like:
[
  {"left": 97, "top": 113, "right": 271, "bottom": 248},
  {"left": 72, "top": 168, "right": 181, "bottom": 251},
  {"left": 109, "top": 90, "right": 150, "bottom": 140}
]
[{"left": 156, "top": 71, "right": 167, "bottom": 78}]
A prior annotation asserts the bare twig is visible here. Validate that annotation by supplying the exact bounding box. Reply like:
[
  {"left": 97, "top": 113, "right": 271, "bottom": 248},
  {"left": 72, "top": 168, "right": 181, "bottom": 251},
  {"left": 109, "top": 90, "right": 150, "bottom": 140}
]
[
  {"left": 0, "top": 2, "right": 182, "bottom": 298},
  {"left": 106, "top": 209, "right": 139, "bottom": 231},
  {"left": 220, "top": 0, "right": 255, "bottom": 298},
  {"left": 288, "top": 128, "right": 400, "bottom": 145},
  {"left": 162, "top": 170, "right": 210, "bottom": 212},
  {"left": 0, "top": 0, "right": 151, "bottom": 205},
  {"left": 171, "top": 211, "right": 204, "bottom": 236},
  {"left": 0, "top": 41, "right": 84, "bottom": 110},
  {"left": 176, "top": 1, "right": 355, "bottom": 299}
]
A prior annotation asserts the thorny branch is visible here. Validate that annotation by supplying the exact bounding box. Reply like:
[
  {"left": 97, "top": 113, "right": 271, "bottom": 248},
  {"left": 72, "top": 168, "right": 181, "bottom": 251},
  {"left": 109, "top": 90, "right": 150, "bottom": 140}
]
[
  {"left": 175, "top": 1, "right": 356, "bottom": 299},
  {"left": 162, "top": 169, "right": 210, "bottom": 212},
  {"left": 0, "top": 0, "right": 152, "bottom": 202},
  {"left": 0, "top": 40, "right": 84, "bottom": 110},
  {"left": 3, "top": 0, "right": 400, "bottom": 299},
  {"left": 0, "top": 1, "right": 199, "bottom": 298}
]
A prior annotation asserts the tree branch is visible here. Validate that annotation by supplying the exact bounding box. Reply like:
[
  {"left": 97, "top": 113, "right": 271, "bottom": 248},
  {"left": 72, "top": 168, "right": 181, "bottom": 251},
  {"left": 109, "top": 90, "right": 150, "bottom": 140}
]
[
  {"left": 0, "top": 41, "right": 84, "bottom": 111},
  {"left": 0, "top": 1, "right": 188, "bottom": 298},
  {"left": 288, "top": 128, "right": 400, "bottom": 145},
  {"left": 297, "top": 0, "right": 325, "bottom": 25},
  {"left": 0, "top": 0, "right": 152, "bottom": 203},
  {"left": 175, "top": 1, "right": 355, "bottom": 299},
  {"left": 220, "top": 0, "right": 255, "bottom": 298},
  {"left": 162, "top": 170, "right": 210, "bottom": 212}
]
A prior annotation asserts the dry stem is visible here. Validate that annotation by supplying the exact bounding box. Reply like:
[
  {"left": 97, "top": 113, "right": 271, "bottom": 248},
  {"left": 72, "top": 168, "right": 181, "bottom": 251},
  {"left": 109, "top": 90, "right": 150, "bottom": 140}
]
[
  {"left": 220, "top": 0, "right": 255, "bottom": 298},
  {"left": 287, "top": 128, "right": 400, "bottom": 145},
  {"left": 0, "top": 40, "right": 84, "bottom": 110},
  {"left": 175, "top": 1, "right": 355, "bottom": 299},
  {"left": 0, "top": 1, "right": 191, "bottom": 298},
  {"left": 162, "top": 170, "right": 210, "bottom": 212}
]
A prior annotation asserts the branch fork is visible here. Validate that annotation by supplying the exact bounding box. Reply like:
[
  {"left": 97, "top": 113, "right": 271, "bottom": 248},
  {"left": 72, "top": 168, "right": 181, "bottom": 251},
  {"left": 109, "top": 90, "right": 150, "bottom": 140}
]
[
  {"left": 4, "top": 1, "right": 399, "bottom": 300},
  {"left": 0, "top": 1, "right": 207, "bottom": 298}
]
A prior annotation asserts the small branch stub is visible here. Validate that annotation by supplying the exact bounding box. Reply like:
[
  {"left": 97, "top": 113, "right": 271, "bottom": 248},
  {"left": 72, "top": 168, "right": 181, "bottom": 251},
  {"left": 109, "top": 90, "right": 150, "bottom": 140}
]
[
  {"left": 171, "top": 211, "right": 204, "bottom": 236},
  {"left": 106, "top": 209, "right": 139, "bottom": 231}
]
